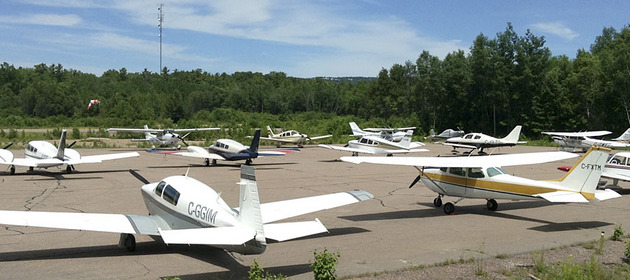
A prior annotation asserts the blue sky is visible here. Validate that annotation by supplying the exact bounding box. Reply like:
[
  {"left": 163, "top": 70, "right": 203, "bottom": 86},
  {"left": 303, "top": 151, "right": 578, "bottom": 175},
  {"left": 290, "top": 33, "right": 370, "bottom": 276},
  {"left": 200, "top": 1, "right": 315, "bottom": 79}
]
[{"left": 1, "top": 1, "right": 628, "bottom": 78}]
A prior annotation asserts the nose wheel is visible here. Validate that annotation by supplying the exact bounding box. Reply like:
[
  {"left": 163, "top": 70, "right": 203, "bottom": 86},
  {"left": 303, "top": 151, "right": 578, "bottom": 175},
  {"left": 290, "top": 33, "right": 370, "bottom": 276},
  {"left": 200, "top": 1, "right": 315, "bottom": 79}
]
[
  {"left": 433, "top": 196, "right": 443, "bottom": 207},
  {"left": 486, "top": 199, "right": 498, "bottom": 211}
]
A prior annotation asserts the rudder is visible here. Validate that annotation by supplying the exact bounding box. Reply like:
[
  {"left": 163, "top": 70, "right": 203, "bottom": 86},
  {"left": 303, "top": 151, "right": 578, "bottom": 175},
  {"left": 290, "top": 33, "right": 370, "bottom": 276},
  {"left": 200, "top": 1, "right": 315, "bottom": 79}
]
[
  {"left": 501, "top": 125, "right": 522, "bottom": 143},
  {"left": 557, "top": 146, "right": 610, "bottom": 200},
  {"left": 237, "top": 165, "right": 266, "bottom": 251}
]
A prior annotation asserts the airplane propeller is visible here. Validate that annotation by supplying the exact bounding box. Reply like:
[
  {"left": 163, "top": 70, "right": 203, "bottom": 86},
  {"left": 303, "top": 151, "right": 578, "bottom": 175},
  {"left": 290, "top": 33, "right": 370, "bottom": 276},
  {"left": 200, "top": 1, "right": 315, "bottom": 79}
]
[
  {"left": 129, "top": 169, "right": 150, "bottom": 184},
  {"left": 3, "top": 143, "right": 13, "bottom": 149},
  {"left": 178, "top": 132, "right": 192, "bottom": 146},
  {"left": 408, "top": 175, "right": 422, "bottom": 189},
  {"left": 67, "top": 141, "right": 77, "bottom": 149}
]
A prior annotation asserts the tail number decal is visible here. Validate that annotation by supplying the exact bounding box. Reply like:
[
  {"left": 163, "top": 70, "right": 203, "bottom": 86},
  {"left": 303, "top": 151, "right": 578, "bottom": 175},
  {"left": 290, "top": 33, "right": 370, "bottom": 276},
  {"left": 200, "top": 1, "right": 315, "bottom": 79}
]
[{"left": 188, "top": 202, "right": 218, "bottom": 224}]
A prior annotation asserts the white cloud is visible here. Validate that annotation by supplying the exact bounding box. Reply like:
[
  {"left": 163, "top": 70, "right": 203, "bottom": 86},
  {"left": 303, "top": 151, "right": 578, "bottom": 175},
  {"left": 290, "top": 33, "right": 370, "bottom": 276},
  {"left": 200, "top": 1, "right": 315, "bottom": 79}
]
[
  {"left": 0, "top": 13, "right": 82, "bottom": 26},
  {"left": 531, "top": 22, "right": 579, "bottom": 40}
]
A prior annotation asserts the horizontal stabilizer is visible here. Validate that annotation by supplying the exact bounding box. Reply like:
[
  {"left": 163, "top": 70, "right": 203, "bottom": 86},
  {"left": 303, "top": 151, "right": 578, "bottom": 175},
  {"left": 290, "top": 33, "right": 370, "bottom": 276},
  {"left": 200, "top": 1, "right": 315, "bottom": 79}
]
[
  {"left": 594, "top": 189, "right": 621, "bottom": 201},
  {"left": 534, "top": 191, "right": 589, "bottom": 203},
  {"left": 264, "top": 219, "right": 328, "bottom": 242},
  {"left": 75, "top": 152, "right": 140, "bottom": 164},
  {"left": 158, "top": 227, "right": 255, "bottom": 246}
]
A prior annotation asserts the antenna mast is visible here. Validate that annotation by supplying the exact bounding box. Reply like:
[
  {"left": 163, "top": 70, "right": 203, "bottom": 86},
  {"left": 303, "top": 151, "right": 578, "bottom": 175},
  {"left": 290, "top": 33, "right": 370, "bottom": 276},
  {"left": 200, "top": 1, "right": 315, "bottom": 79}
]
[{"left": 158, "top": 3, "right": 164, "bottom": 73}]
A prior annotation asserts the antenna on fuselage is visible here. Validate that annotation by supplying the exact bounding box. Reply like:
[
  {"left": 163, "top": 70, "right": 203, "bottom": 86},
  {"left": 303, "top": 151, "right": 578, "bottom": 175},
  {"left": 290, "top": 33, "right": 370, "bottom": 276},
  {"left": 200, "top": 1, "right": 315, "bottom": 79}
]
[{"left": 184, "top": 167, "right": 190, "bottom": 177}]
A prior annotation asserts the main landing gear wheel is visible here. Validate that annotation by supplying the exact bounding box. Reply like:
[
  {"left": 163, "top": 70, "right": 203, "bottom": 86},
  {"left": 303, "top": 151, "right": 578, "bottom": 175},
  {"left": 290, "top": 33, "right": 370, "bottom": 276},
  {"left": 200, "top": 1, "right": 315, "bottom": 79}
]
[
  {"left": 433, "top": 196, "right": 443, "bottom": 207},
  {"left": 119, "top": 233, "right": 136, "bottom": 252},
  {"left": 212, "top": 159, "right": 217, "bottom": 165},
  {"left": 443, "top": 202, "right": 455, "bottom": 215},
  {"left": 204, "top": 158, "right": 210, "bottom": 166},
  {"left": 10, "top": 165, "right": 15, "bottom": 175},
  {"left": 245, "top": 159, "right": 252, "bottom": 165},
  {"left": 486, "top": 199, "right": 498, "bottom": 211},
  {"left": 66, "top": 165, "right": 73, "bottom": 174}
]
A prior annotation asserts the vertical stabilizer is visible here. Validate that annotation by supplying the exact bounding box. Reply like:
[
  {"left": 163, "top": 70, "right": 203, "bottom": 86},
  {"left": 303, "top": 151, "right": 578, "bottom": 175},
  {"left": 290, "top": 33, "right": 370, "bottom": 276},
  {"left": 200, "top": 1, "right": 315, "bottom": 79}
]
[
  {"left": 237, "top": 165, "right": 266, "bottom": 250},
  {"left": 266, "top": 126, "right": 276, "bottom": 137},
  {"left": 501, "top": 125, "right": 522, "bottom": 143},
  {"left": 349, "top": 122, "right": 364, "bottom": 136},
  {"left": 557, "top": 146, "right": 609, "bottom": 200},
  {"left": 143, "top": 124, "right": 152, "bottom": 140},
  {"left": 249, "top": 129, "right": 261, "bottom": 153},
  {"left": 613, "top": 128, "right": 630, "bottom": 141},
  {"left": 398, "top": 130, "right": 414, "bottom": 149},
  {"left": 56, "top": 129, "right": 67, "bottom": 160}
]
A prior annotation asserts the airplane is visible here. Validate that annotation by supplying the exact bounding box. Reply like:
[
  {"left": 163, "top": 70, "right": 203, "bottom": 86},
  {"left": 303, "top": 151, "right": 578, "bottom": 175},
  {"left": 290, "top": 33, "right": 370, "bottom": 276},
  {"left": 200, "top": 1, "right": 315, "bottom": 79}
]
[
  {"left": 349, "top": 122, "right": 416, "bottom": 142},
  {"left": 341, "top": 146, "right": 620, "bottom": 215},
  {"left": 258, "top": 125, "right": 332, "bottom": 148},
  {"left": 0, "top": 129, "right": 139, "bottom": 175},
  {"left": 0, "top": 165, "right": 374, "bottom": 254},
  {"left": 427, "top": 128, "right": 465, "bottom": 140},
  {"left": 542, "top": 130, "right": 630, "bottom": 152},
  {"left": 151, "top": 129, "right": 297, "bottom": 166},
  {"left": 318, "top": 130, "right": 428, "bottom": 156},
  {"left": 107, "top": 125, "right": 220, "bottom": 150},
  {"left": 445, "top": 125, "right": 525, "bottom": 155},
  {"left": 612, "top": 128, "right": 630, "bottom": 141}
]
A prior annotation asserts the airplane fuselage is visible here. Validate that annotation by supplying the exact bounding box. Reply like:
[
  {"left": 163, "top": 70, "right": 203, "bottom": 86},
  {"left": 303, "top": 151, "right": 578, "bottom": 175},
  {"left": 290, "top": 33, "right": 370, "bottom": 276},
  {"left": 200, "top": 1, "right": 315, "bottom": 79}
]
[
  {"left": 25, "top": 141, "right": 80, "bottom": 167},
  {"left": 209, "top": 139, "right": 257, "bottom": 161},
  {"left": 347, "top": 137, "right": 407, "bottom": 154},
  {"left": 552, "top": 136, "right": 630, "bottom": 151},
  {"left": 446, "top": 134, "right": 513, "bottom": 148}
]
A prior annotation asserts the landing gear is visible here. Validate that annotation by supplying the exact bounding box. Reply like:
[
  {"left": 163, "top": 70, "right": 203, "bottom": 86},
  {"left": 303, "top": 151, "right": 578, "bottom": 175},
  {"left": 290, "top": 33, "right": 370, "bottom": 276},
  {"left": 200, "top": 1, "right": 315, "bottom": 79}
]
[
  {"left": 433, "top": 196, "right": 443, "bottom": 207},
  {"left": 245, "top": 159, "right": 252, "bottom": 165},
  {"left": 276, "top": 144, "right": 282, "bottom": 148},
  {"left": 443, "top": 202, "right": 455, "bottom": 215},
  {"left": 486, "top": 199, "right": 498, "bottom": 211},
  {"left": 10, "top": 165, "right": 15, "bottom": 175},
  {"left": 386, "top": 153, "right": 393, "bottom": 157},
  {"left": 204, "top": 158, "right": 210, "bottom": 166},
  {"left": 66, "top": 165, "right": 74, "bottom": 174},
  {"left": 352, "top": 152, "right": 358, "bottom": 157},
  {"left": 118, "top": 233, "right": 136, "bottom": 252},
  {"left": 212, "top": 159, "right": 217, "bottom": 165},
  {"left": 176, "top": 145, "right": 181, "bottom": 150}
]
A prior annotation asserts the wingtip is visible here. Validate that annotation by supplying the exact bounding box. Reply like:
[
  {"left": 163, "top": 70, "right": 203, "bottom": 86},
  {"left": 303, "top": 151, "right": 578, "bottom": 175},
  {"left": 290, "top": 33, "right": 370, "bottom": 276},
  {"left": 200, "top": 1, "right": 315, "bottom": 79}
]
[{"left": 345, "top": 190, "right": 374, "bottom": 201}]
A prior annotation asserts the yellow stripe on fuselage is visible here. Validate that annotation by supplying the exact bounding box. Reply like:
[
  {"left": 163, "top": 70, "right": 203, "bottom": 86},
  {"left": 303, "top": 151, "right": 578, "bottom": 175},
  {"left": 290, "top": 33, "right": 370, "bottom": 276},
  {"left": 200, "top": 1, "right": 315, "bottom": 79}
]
[{"left": 424, "top": 173, "right": 576, "bottom": 196}]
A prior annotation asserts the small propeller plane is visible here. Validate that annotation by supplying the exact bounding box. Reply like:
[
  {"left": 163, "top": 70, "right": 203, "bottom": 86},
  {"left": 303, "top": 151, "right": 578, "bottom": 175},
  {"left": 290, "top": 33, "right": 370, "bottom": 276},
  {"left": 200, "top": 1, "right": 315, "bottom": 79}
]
[
  {"left": 151, "top": 129, "right": 297, "bottom": 166},
  {"left": 318, "top": 130, "right": 428, "bottom": 156},
  {"left": 445, "top": 125, "right": 525, "bottom": 155},
  {"left": 107, "top": 125, "right": 220, "bottom": 150},
  {"left": 542, "top": 130, "right": 630, "bottom": 152},
  {"left": 427, "top": 128, "right": 465, "bottom": 140},
  {"left": 341, "top": 146, "right": 620, "bottom": 215},
  {"left": 0, "top": 129, "right": 139, "bottom": 174},
  {"left": 349, "top": 122, "right": 416, "bottom": 142},
  {"left": 258, "top": 125, "right": 332, "bottom": 148},
  {"left": 0, "top": 165, "right": 373, "bottom": 254}
]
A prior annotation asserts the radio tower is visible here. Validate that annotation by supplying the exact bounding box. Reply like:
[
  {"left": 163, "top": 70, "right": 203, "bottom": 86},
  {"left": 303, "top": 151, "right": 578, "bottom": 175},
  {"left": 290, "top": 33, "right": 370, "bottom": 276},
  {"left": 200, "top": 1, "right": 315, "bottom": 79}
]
[{"left": 158, "top": 3, "right": 164, "bottom": 73}]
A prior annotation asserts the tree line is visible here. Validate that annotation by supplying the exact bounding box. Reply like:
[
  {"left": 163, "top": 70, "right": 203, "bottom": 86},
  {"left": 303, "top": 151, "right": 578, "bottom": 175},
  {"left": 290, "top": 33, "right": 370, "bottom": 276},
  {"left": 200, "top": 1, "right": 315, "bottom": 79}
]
[{"left": 1, "top": 23, "right": 629, "bottom": 139}]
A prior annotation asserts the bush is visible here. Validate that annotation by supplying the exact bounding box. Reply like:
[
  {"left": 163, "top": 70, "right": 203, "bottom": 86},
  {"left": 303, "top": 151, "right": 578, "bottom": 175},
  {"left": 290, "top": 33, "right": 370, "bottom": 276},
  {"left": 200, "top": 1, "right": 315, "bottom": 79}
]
[
  {"left": 613, "top": 225, "right": 625, "bottom": 241},
  {"left": 248, "top": 259, "right": 286, "bottom": 280},
  {"left": 310, "top": 249, "right": 340, "bottom": 280}
]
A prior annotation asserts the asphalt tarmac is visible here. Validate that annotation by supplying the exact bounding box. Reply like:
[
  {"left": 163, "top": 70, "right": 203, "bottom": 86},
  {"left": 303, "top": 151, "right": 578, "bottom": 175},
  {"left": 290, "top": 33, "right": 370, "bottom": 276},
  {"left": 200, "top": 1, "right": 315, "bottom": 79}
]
[{"left": 0, "top": 143, "right": 628, "bottom": 279}]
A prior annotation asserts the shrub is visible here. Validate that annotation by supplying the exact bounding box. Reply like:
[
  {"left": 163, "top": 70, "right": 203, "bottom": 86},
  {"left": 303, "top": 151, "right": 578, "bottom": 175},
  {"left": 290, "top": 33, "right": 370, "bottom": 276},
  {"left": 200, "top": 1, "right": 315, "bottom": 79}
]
[
  {"left": 613, "top": 225, "right": 625, "bottom": 241},
  {"left": 310, "top": 249, "right": 340, "bottom": 280}
]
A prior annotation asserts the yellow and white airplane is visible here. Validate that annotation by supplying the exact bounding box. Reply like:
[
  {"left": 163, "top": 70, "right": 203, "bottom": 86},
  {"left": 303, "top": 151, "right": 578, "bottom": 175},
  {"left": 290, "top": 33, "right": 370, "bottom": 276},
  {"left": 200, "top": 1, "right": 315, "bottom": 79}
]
[
  {"left": 342, "top": 146, "right": 620, "bottom": 215},
  {"left": 0, "top": 129, "right": 139, "bottom": 174},
  {"left": 0, "top": 165, "right": 373, "bottom": 254},
  {"left": 319, "top": 130, "right": 428, "bottom": 156},
  {"left": 445, "top": 125, "right": 526, "bottom": 155},
  {"left": 259, "top": 125, "right": 332, "bottom": 147}
]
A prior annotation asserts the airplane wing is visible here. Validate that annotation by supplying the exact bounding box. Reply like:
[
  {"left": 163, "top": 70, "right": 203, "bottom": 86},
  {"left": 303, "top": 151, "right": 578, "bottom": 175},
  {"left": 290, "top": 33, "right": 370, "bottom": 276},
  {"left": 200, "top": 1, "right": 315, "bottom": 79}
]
[
  {"left": 382, "top": 148, "right": 429, "bottom": 154},
  {"left": 170, "top": 128, "right": 220, "bottom": 132},
  {"left": 0, "top": 210, "right": 169, "bottom": 235},
  {"left": 602, "top": 171, "right": 630, "bottom": 182},
  {"left": 308, "top": 134, "right": 333, "bottom": 141},
  {"left": 318, "top": 144, "right": 376, "bottom": 154},
  {"left": 158, "top": 227, "right": 255, "bottom": 245},
  {"left": 443, "top": 142, "right": 478, "bottom": 149},
  {"left": 257, "top": 137, "right": 297, "bottom": 144},
  {"left": 255, "top": 190, "right": 373, "bottom": 224},
  {"left": 542, "top": 131, "right": 612, "bottom": 137},
  {"left": 341, "top": 151, "right": 579, "bottom": 168},
  {"left": 70, "top": 152, "right": 140, "bottom": 164},
  {"left": 107, "top": 128, "right": 162, "bottom": 133},
  {"left": 149, "top": 146, "right": 226, "bottom": 160}
]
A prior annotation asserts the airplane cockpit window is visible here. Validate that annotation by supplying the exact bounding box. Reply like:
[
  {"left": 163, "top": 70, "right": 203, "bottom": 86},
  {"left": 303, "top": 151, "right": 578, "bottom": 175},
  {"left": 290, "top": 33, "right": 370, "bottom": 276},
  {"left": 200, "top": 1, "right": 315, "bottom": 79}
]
[
  {"left": 474, "top": 135, "right": 481, "bottom": 139},
  {"left": 464, "top": 135, "right": 472, "bottom": 139},
  {"left": 467, "top": 168, "right": 484, "bottom": 178},
  {"left": 609, "top": 155, "right": 626, "bottom": 165},
  {"left": 155, "top": 181, "right": 165, "bottom": 196},
  {"left": 439, "top": 167, "right": 447, "bottom": 172},
  {"left": 448, "top": 167, "right": 465, "bottom": 176},
  {"left": 162, "top": 185, "right": 180, "bottom": 206}
]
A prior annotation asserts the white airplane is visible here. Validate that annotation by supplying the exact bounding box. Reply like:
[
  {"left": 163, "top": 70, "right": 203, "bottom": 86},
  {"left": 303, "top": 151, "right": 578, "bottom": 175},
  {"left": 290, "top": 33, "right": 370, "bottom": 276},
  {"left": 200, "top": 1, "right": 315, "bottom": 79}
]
[
  {"left": 0, "top": 129, "right": 139, "bottom": 174},
  {"left": 152, "top": 129, "right": 297, "bottom": 166},
  {"left": 0, "top": 165, "right": 373, "bottom": 254},
  {"left": 318, "top": 130, "right": 428, "bottom": 156},
  {"left": 349, "top": 122, "right": 416, "bottom": 142},
  {"left": 427, "top": 128, "right": 465, "bottom": 140},
  {"left": 341, "top": 146, "right": 620, "bottom": 215},
  {"left": 258, "top": 125, "right": 332, "bottom": 148},
  {"left": 107, "top": 125, "right": 220, "bottom": 149},
  {"left": 612, "top": 128, "right": 630, "bottom": 141},
  {"left": 445, "top": 125, "right": 525, "bottom": 155},
  {"left": 542, "top": 130, "right": 630, "bottom": 152}
]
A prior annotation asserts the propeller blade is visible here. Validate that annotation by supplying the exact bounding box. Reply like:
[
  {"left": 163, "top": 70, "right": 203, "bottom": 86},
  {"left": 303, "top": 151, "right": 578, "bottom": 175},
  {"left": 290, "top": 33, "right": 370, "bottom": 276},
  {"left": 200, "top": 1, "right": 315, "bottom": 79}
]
[
  {"left": 67, "top": 141, "right": 77, "bottom": 148},
  {"left": 180, "top": 138, "right": 189, "bottom": 147},
  {"left": 2, "top": 143, "right": 13, "bottom": 149},
  {"left": 129, "top": 169, "right": 150, "bottom": 184},
  {"left": 408, "top": 175, "right": 422, "bottom": 189}
]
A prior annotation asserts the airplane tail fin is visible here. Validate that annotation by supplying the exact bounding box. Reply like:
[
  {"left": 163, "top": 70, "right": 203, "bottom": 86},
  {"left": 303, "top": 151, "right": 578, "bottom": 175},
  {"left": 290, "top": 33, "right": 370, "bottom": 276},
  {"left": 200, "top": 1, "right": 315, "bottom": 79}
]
[
  {"left": 249, "top": 129, "right": 261, "bottom": 153},
  {"left": 398, "top": 130, "right": 414, "bottom": 149},
  {"left": 237, "top": 165, "right": 266, "bottom": 253},
  {"left": 56, "top": 129, "right": 67, "bottom": 160},
  {"left": 143, "top": 124, "right": 152, "bottom": 140},
  {"left": 428, "top": 129, "right": 436, "bottom": 138},
  {"left": 349, "top": 122, "right": 364, "bottom": 136},
  {"left": 266, "top": 126, "right": 276, "bottom": 137},
  {"left": 613, "top": 128, "right": 630, "bottom": 141},
  {"left": 555, "top": 146, "right": 611, "bottom": 200},
  {"left": 501, "top": 125, "right": 522, "bottom": 143}
]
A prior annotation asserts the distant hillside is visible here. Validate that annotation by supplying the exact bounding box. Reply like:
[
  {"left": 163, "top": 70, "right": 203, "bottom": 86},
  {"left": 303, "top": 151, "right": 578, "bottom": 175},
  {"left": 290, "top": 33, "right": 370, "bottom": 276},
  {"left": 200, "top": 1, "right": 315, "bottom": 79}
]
[{"left": 318, "top": 76, "right": 376, "bottom": 84}]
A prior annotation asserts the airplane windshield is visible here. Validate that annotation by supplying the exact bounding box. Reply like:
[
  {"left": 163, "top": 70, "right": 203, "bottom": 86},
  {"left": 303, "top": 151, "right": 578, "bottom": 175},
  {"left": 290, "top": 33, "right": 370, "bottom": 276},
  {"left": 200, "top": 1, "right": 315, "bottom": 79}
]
[
  {"left": 155, "top": 181, "right": 165, "bottom": 196},
  {"left": 486, "top": 167, "right": 507, "bottom": 177},
  {"left": 162, "top": 185, "right": 180, "bottom": 206}
]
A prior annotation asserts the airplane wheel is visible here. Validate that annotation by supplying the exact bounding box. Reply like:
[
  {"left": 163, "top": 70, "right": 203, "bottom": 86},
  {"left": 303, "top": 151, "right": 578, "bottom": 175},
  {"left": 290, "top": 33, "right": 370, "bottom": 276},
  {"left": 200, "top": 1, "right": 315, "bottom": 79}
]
[
  {"left": 486, "top": 199, "right": 498, "bottom": 211},
  {"left": 10, "top": 166, "right": 15, "bottom": 175},
  {"left": 433, "top": 197, "right": 442, "bottom": 207},
  {"left": 276, "top": 144, "right": 281, "bottom": 148},
  {"left": 298, "top": 144, "right": 304, "bottom": 148},
  {"left": 245, "top": 159, "right": 252, "bottom": 165},
  {"left": 352, "top": 152, "right": 358, "bottom": 157},
  {"left": 443, "top": 202, "right": 455, "bottom": 215},
  {"left": 204, "top": 158, "right": 210, "bottom": 166},
  {"left": 212, "top": 159, "right": 217, "bottom": 165},
  {"left": 66, "top": 165, "right": 73, "bottom": 174},
  {"left": 123, "top": 234, "right": 136, "bottom": 252}
]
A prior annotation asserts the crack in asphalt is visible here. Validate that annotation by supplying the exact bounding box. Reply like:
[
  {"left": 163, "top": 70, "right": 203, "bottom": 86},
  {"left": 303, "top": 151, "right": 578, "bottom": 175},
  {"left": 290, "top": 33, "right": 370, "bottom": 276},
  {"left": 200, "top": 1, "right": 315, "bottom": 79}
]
[{"left": 24, "top": 178, "right": 68, "bottom": 211}]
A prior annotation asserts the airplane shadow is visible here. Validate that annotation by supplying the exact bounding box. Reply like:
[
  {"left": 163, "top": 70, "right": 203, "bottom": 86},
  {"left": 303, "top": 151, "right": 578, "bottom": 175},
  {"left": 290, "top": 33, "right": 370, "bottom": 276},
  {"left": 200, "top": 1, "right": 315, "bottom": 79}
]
[
  {"left": 5, "top": 169, "right": 133, "bottom": 180},
  {"left": 266, "top": 227, "right": 371, "bottom": 244},
  {"left": 147, "top": 162, "right": 297, "bottom": 169},
  {"left": 340, "top": 200, "right": 612, "bottom": 233}
]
